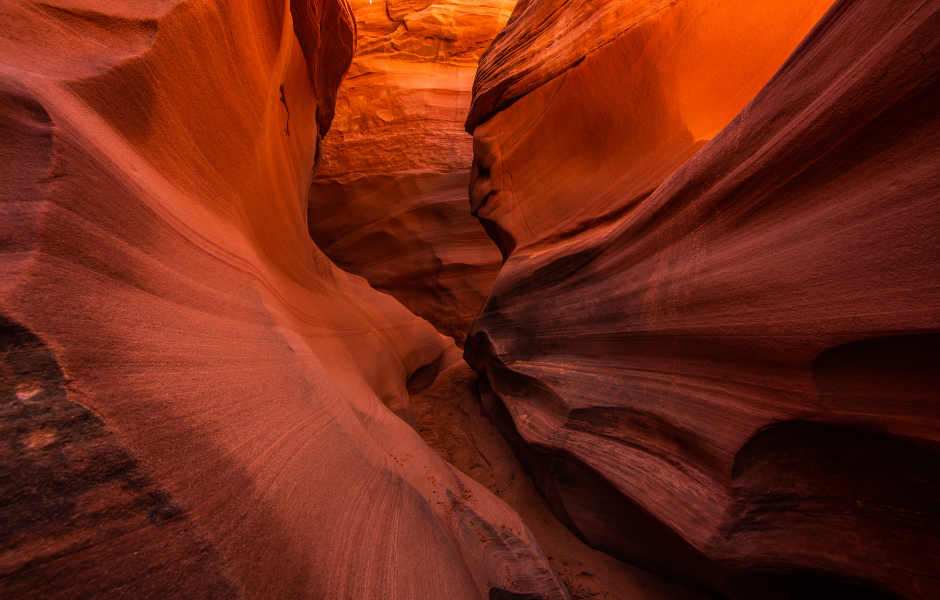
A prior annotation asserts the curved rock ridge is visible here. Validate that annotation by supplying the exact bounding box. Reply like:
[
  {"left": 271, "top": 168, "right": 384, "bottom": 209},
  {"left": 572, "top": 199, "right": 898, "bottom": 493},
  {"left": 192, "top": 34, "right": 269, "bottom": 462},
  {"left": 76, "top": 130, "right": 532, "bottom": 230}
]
[
  {"left": 466, "top": 0, "right": 674, "bottom": 132},
  {"left": 308, "top": 0, "right": 511, "bottom": 345},
  {"left": 464, "top": 0, "right": 940, "bottom": 598},
  {"left": 0, "top": 1, "right": 567, "bottom": 598},
  {"left": 290, "top": 0, "right": 358, "bottom": 134},
  {"left": 466, "top": 0, "right": 828, "bottom": 132},
  {"left": 467, "top": 0, "right": 835, "bottom": 259}
]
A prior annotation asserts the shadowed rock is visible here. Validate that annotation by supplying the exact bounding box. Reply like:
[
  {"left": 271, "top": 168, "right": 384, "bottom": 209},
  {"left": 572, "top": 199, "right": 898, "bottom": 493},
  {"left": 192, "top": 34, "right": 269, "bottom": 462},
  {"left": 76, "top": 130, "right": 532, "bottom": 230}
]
[{"left": 464, "top": 0, "right": 940, "bottom": 598}]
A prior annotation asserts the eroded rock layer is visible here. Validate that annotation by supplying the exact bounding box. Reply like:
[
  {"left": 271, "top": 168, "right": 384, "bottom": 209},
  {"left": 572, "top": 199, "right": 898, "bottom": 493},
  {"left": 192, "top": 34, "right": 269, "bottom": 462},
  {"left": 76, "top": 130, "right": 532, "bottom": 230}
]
[
  {"left": 307, "top": 0, "right": 511, "bottom": 344},
  {"left": 411, "top": 361, "right": 712, "bottom": 600},
  {"left": 464, "top": 0, "right": 940, "bottom": 598},
  {"left": 0, "top": 2, "right": 567, "bottom": 598},
  {"left": 467, "top": 0, "right": 835, "bottom": 257}
]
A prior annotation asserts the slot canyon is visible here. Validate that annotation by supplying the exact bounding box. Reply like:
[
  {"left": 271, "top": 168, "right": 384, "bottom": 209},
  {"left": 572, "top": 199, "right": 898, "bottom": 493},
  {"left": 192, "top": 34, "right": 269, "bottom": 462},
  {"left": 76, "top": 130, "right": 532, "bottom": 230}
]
[{"left": 1, "top": 0, "right": 937, "bottom": 598}]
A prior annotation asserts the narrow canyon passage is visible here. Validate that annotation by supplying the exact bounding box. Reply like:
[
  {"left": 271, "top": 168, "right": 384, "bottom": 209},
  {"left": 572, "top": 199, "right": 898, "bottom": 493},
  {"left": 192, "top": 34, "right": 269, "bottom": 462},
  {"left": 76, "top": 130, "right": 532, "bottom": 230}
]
[
  {"left": 1, "top": 1, "right": 938, "bottom": 600},
  {"left": 409, "top": 363, "right": 713, "bottom": 600}
]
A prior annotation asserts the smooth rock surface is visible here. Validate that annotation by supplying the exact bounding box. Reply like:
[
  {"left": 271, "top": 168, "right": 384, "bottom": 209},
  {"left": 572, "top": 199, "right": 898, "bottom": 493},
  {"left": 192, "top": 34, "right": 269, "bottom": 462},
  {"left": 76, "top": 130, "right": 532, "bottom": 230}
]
[
  {"left": 308, "top": 0, "right": 511, "bottom": 345},
  {"left": 468, "top": 0, "right": 834, "bottom": 257},
  {"left": 0, "top": 2, "right": 567, "bottom": 598},
  {"left": 465, "top": 0, "right": 940, "bottom": 598}
]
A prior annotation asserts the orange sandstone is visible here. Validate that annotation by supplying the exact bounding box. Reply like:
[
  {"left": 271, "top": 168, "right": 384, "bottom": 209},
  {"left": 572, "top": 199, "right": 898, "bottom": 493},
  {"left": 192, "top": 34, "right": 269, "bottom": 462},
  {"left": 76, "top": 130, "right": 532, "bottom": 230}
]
[
  {"left": 468, "top": 0, "right": 833, "bottom": 257},
  {"left": 308, "top": 0, "right": 512, "bottom": 345},
  {"left": 465, "top": 0, "right": 940, "bottom": 598},
  {"left": 0, "top": 1, "right": 566, "bottom": 598}
]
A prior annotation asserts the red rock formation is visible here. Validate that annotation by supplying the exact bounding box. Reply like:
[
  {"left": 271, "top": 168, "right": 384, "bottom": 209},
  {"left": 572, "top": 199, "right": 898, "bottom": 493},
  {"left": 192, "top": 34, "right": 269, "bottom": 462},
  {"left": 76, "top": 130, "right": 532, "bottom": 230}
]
[
  {"left": 0, "top": 1, "right": 567, "bottom": 598},
  {"left": 466, "top": 0, "right": 835, "bottom": 257},
  {"left": 307, "top": 0, "right": 511, "bottom": 345},
  {"left": 464, "top": 0, "right": 940, "bottom": 598}
]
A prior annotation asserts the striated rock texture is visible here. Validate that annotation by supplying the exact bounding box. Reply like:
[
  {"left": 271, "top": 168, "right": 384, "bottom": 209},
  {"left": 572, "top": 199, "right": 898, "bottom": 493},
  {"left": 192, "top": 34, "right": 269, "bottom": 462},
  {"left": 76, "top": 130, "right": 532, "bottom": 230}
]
[
  {"left": 466, "top": 0, "right": 836, "bottom": 258},
  {"left": 411, "top": 362, "right": 713, "bottom": 600},
  {"left": 465, "top": 0, "right": 940, "bottom": 599},
  {"left": 0, "top": 1, "right": 567, "bottom": 599},
  {"left": 307, "top": 0, "right": 511, "bottom": 345}
]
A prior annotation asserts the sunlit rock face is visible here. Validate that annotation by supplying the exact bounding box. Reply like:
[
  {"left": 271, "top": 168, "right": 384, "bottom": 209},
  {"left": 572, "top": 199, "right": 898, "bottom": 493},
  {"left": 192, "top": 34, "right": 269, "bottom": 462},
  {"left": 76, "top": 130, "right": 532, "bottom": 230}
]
[
  {"left": 307, "top": 0, "right": 513, "bottom": 345},
  {"left": 464, "top": 0, "right": 940, "bottom": 598},
  {"left": 0, "top": 2, "right": 568, "bottom": 598},
  {"left": 465, "top": 0, "right": 835, "bottom": 257}
]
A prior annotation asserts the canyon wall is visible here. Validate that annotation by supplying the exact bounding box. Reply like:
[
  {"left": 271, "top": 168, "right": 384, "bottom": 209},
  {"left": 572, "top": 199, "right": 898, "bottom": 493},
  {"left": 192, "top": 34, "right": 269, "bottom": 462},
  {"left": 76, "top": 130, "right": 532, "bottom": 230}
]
[
  {"left": 464, "top": 0, "right": 940, "bottom": 598},
  {"left": 0, "top": 1, "right": 567, "bottom": 598},
  {"left": 307, "top": 0, "right": 511, "bottom": 345}
]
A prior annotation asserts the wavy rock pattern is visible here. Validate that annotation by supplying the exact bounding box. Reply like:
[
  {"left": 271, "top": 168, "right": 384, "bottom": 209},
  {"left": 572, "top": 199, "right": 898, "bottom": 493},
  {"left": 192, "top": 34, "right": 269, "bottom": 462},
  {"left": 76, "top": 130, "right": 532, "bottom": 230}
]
[
  {"left": 465, "top": 0, "right": 940, "bottom": 598},
  {"left": 468, "top": 0, "right": 834, "bottom": 257},
  {"left": 308, "top": 0, "right": 512, "bottom": 345},
  {"left": 0, "top": 1, "right": 567, "bottom": 598}
]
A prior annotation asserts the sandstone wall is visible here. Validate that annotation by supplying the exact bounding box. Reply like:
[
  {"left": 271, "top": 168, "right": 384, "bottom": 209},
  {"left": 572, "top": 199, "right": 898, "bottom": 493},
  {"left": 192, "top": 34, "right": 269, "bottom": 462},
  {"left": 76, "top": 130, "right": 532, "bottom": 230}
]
[
  {"left": 464, "top": 0, "right": 940, "bottom": 598},
  {"left": 0, "top": 2, "right": 566, "bottom": 598},
  {"left": 307, "top": 0, "right": 513, "bottom": 345}
]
